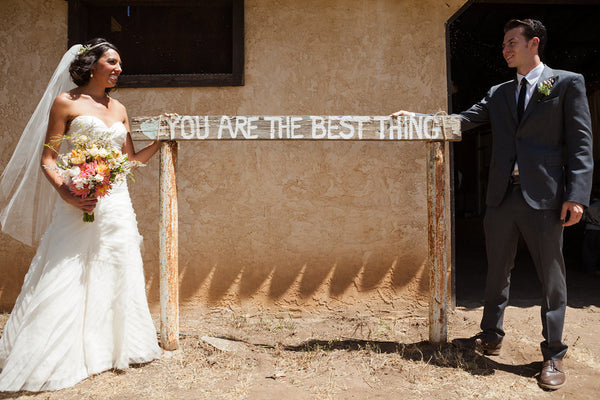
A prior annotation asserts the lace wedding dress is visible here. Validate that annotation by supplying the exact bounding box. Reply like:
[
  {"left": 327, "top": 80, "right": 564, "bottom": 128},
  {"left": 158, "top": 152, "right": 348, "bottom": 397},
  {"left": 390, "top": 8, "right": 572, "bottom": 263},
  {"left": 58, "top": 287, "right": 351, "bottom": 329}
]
[{"left": 0, "top": 115, "right": 161, "bottom": 392}]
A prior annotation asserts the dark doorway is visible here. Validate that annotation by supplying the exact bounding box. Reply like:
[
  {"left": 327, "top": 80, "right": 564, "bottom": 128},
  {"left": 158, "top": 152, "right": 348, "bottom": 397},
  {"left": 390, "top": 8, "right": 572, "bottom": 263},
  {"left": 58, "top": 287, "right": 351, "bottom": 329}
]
[{"left": 447, "top": 0, "right": 600, "bottom": 306}]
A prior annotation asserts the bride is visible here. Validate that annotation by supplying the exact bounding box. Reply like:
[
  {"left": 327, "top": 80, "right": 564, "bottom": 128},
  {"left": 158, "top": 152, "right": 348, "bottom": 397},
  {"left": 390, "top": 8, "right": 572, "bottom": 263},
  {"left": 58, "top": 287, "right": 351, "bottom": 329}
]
[{"left": 0, "top": 38, "right": 162, "bottom": 391}]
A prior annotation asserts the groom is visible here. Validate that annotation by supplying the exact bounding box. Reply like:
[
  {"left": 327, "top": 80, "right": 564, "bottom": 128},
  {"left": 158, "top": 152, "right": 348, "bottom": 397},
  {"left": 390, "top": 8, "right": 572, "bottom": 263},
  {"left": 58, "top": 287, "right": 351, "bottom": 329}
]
[{"left": 393, "top": 19, "right": 593, "bottom": 390}]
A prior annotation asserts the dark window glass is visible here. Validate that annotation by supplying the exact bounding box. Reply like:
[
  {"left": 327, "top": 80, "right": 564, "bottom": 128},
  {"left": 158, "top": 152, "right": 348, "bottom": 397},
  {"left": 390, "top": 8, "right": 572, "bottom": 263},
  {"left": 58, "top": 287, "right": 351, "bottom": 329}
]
[{"left": 68, "top": 0, "right": 244, "bottom": 87}]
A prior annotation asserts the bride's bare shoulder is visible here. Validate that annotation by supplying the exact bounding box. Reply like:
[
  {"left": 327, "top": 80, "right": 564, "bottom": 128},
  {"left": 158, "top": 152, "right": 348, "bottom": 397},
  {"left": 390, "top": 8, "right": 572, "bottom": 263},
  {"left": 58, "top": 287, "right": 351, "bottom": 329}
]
[
  {"left": 108, "top": 96, "right": 126, "bottom": 110},
  {"left": 52, "top": 91, "right": 80, "bottom": 110},
  {"left": 50, "top": 92, "right": 74, "bottom": 112},
  {"left": 108, "top": 97, "right": 128, "bottom": 121},
  {"left": 59, "top": 88, "right": 84, "bottom": 102},
  {"left": 50, "top": 91, "right": 83, "bottom": 122}
]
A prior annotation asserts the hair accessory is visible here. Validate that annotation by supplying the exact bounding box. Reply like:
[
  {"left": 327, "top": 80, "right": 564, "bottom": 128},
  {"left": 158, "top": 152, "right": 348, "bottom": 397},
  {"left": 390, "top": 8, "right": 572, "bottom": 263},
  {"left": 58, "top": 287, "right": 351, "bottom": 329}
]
[{"left": 78, "top": 42, "right": 111, "bottom": 55}]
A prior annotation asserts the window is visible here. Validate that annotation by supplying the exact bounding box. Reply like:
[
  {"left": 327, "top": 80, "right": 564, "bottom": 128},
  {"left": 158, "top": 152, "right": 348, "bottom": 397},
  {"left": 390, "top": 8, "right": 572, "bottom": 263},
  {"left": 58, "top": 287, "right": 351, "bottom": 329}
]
[{"left": 68, "top": 0, "right": 244, "bottom": 87}]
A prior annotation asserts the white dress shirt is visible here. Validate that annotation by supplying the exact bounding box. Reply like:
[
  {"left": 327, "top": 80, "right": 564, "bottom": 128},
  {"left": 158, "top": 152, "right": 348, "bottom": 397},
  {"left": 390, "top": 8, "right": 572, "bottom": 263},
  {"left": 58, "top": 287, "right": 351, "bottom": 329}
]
[{"left": 516, "top": 62, "right": 545, "bottom": 107}]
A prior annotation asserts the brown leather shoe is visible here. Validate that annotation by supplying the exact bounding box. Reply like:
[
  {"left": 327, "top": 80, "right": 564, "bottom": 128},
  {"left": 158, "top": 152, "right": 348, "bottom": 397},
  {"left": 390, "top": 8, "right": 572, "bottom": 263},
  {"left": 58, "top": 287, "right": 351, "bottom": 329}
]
[
  {"left": 452, "top": 332, "right": 502, "bottom": 356},
  {"left": 538, "top": 360, "right": 566, "bottom": 390}
]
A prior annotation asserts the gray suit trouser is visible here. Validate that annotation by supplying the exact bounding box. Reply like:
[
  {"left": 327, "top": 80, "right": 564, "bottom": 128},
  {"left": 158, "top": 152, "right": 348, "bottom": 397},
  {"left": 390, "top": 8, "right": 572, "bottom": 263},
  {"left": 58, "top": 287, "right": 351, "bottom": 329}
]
[{"left": 481, "top": 183, "right": 568, "bottom": 360}]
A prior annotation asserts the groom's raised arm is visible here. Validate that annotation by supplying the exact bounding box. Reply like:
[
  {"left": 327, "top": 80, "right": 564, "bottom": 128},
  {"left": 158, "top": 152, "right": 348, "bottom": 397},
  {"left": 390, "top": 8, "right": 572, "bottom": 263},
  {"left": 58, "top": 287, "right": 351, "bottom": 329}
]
[
  {"left": 457, "top": 88, "right": 493, "bottom": 132},
  {"left": 391, "top": 88, "right": 494, "bottom": 132}
]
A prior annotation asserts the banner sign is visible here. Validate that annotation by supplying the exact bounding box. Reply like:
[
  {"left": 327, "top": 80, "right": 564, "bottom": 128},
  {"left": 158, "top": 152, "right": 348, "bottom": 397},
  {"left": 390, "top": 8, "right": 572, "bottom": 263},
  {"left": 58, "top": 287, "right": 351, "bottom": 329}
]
[{"left": 130, "top": 115, "right": 461, "bottom": 142}]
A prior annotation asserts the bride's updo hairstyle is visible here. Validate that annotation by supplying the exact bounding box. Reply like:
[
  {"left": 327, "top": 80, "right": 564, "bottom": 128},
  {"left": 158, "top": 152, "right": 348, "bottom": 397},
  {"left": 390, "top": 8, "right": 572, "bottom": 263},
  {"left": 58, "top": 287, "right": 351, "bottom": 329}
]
[{"left": 69, "top": 38, "right": 120, "bottom": 91}]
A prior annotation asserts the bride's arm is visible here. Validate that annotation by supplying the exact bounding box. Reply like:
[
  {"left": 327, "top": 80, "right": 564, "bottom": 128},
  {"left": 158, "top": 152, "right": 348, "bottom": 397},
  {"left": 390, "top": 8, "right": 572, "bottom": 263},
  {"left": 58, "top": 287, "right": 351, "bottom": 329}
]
[
  {"left": 40, "top": 95, "right": 97, "bottom": 214},
  {"left": 121, "top": 112, "right": 161, "bottom": 164}
]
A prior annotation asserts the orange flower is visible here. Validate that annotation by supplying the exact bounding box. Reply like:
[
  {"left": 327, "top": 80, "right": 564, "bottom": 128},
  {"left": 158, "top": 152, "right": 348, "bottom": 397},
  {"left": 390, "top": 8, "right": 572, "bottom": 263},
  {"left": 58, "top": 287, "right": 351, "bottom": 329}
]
[
  {"left": 69, "top": 183, "right": 90, "bottom": 198},
  {"left": 70, "top": 149, "right": 87, "bottom": 165},
  {"left": 96, "top": 161, "right": 110, "bottom": 182},
  {"left": 95, "top": 183, "right": 110, "bottom": 197}
]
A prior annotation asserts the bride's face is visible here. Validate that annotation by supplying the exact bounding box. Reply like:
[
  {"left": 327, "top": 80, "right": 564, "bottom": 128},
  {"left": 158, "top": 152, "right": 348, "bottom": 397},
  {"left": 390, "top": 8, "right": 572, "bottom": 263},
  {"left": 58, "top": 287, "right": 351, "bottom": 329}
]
[{"left": 91, "top": 49, "right": 122, "bottom": 88}]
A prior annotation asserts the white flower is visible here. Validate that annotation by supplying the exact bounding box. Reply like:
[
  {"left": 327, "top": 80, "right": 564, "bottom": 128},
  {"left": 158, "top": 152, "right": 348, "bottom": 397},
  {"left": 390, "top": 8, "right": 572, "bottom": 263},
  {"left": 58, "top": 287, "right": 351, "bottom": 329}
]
[
  {"left": 73, "top": 134, "right": 90, "bottom": 146},
  {"left": 69, "top": 166, "right": 81, "bottom": 176},
  {"left": 73, "top": 178, "right": 86, "bottom": 189},
  {"left": 88, "top": 146, "right": 100, "bottom": 157}
]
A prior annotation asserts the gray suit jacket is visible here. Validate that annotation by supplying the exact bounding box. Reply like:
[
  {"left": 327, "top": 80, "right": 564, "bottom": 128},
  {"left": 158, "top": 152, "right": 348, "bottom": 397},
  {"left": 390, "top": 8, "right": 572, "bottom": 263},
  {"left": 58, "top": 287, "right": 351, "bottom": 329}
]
[{"left": 459, "top": 66, "right": 594, "bottom": 209}]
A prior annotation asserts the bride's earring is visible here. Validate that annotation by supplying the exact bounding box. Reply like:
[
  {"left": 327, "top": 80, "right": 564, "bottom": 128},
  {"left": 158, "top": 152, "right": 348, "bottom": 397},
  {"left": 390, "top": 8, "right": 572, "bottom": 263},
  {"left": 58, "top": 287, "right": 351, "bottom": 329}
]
[{"left": 90, "top": 72, "right": 94, "bottom": 78}]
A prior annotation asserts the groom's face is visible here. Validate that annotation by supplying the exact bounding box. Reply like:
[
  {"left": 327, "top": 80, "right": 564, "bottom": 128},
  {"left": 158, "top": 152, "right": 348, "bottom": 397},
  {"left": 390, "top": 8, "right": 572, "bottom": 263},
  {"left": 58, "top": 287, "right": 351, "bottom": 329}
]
[{"left": 502, "top": 27, "right": 537, "bottom": 71}]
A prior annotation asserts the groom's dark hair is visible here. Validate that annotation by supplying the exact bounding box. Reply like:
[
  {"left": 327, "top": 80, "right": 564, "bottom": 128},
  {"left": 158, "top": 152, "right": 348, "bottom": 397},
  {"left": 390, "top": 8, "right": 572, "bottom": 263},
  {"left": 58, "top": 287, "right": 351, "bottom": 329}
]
[{"left": 504, "top": 19, "right": 547, "bottom": 57}]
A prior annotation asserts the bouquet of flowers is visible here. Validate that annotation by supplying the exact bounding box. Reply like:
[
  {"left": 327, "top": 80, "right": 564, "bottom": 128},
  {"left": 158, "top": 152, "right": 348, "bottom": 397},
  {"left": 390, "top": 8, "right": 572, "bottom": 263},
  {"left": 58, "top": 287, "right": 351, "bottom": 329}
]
[{"left": 54, "top": 132, "right": 143, "bottom": 222}]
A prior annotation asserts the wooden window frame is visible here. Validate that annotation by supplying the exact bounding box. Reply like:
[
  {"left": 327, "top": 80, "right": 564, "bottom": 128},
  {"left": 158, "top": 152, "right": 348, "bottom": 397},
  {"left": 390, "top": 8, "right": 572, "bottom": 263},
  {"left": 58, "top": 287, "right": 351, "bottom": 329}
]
[{"left": 67, "top": 0, "right": 244, "bottom": 88}]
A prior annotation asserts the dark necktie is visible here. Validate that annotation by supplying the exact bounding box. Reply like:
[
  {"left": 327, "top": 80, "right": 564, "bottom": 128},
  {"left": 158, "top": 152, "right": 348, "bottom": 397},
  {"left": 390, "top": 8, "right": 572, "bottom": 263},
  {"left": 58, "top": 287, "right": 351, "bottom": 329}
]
[{"left": 517, "top": 78, "right": 528, "bottom": 122}]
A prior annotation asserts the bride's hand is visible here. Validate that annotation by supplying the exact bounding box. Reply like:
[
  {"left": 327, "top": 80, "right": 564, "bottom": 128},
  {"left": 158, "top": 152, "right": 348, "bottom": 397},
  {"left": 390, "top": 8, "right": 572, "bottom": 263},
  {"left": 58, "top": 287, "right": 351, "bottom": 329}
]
[
  {"left": 58, "top": 184, "right": 98, "bottom": 213},
  {"left": 77, "top": 197, "right": 98, "bottom": 214},
  {"left": 148, "top": 113, "right": 177, "bottom": 145}
]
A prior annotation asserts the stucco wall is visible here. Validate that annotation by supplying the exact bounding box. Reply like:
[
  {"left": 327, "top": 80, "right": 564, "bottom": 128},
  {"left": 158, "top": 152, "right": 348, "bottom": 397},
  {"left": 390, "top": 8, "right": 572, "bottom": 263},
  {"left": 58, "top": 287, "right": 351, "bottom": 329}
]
[{"left": 0, "top": 0, "right": 466, "bottom": 310}]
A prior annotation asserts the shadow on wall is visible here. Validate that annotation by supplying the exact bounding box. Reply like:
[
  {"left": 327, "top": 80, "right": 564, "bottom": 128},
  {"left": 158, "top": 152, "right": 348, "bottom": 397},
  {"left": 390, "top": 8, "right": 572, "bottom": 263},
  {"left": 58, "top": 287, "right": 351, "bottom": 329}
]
[
  {"left": 138, "top": 237, "right": 430, "bottom": 306},
  {"left": 171, "top": 252, "right": 429, "bottom": 305}
]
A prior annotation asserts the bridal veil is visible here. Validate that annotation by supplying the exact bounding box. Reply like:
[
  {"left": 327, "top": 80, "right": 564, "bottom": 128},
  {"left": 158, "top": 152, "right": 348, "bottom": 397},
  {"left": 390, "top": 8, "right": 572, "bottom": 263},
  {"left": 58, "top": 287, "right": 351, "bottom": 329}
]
[{"left": 0, "top": 45, "right": 83, "bottom": 246}]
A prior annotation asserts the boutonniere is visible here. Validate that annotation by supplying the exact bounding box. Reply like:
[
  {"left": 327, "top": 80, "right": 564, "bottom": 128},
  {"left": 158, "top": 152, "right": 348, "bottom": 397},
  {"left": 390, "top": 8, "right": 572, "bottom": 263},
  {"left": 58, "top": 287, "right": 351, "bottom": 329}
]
[{"left": 537, "top": 75, "right": 558, "bottom": 97}]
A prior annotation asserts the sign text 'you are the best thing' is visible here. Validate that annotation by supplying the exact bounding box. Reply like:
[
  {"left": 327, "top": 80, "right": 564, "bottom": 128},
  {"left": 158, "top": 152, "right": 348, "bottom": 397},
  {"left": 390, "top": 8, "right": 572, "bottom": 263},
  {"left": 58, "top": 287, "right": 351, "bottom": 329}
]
[{"left": 142, "top": 115, "right": 459, "bottom": 141}]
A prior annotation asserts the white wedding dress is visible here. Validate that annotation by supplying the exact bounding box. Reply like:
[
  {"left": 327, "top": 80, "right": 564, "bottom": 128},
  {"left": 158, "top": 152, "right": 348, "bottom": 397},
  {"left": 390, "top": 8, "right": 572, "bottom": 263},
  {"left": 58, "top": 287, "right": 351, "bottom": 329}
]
[{"left": 0, "top": 115, "right": 161, "bottom": 392}]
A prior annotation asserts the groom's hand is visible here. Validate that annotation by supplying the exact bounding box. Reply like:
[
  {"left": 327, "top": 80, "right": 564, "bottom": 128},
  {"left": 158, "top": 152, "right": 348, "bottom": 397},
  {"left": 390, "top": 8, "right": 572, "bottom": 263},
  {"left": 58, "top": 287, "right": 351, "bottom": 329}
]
[
  {"left": 561, "top": 201, "right": 584, "bottom": 227},
  {"left": 390, "top": 110, "right": 416, "bottom": 117}
]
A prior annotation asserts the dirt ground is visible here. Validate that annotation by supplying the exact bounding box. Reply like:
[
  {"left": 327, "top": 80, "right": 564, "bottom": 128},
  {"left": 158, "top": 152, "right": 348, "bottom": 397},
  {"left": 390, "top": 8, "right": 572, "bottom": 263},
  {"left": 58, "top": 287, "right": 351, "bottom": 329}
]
[
  {"left": 1, "top": 218, "right": 599, "bottom": 400},
  {"left": 1, "top": 289, "right": 599, "bottom": 400}
]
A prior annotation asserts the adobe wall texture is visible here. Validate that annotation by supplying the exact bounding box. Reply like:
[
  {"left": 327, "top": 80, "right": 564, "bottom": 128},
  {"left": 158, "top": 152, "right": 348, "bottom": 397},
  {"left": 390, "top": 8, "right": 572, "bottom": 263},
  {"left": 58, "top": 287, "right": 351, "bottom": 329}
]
[{"left": 0, "top": 0, "right": 466, "bottom": 310}]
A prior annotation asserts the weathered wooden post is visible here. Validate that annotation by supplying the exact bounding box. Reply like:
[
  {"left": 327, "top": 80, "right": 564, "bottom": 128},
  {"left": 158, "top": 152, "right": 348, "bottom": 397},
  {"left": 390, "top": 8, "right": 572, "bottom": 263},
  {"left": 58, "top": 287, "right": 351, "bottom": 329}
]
[
  {"left": 159, "top": 140, "right": 179, "bottom": 350},
  {"left": 131, "top": 114, "right": 460, "bottom": 347},
  {"left": 427, "top": 141, "right": 448, "bottom": 343}
]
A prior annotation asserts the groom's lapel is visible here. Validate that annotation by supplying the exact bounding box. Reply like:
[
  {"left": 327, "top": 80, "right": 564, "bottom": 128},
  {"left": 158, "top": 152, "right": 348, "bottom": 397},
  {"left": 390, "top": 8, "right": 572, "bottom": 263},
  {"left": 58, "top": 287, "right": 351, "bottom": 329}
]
[
  {"left": 505, "top": 78, "right": 518, "bottom": 125},
  {"left": 522, "top": 66, "right": 556, "bottom": 123}
]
